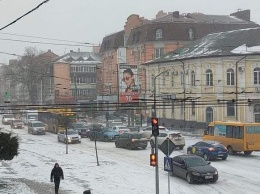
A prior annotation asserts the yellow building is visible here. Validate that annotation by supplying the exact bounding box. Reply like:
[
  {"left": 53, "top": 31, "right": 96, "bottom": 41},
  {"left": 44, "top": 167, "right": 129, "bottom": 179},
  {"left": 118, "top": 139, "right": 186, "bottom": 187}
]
[{"left": 144, "top": 27, "right": 260, "bottom": 130}]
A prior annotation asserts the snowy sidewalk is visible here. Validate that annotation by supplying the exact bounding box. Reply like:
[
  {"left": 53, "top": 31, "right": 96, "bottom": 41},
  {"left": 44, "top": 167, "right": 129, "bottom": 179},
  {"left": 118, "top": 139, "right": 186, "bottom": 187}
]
[{"left": 1, "top": 178, "right": 71, "bottom": 194}]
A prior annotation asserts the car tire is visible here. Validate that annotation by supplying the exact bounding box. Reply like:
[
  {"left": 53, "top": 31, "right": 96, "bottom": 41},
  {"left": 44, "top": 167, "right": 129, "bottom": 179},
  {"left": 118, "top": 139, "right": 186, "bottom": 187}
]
[
  {"left": 179, "top": 146, "right": 184, "bottom": 150},
  {"left": 244, "top": 151, "right": 252, "bottom": 155},
  {"left": 187, "top": 150, "right": 192, "bottom": 155},
  {"left": 104, "top": 137, "right": 108, "bottom": 142},
  {"left": 142, "top": 146, "right": 147, "bottom": 150},
  {"left": 115, "top": 142, "right": 119, "bottom": 148},
  {"left": 186, "top": 173, "right": 194, "bottom": 184},
  {"left": 222, "top": 156, "right": 227, "bottom": 160},
  {"left": 150, "top": 140, "right": 155, "bottom": 148},
  {"left": 58, "top": 137, "right": 60, "bottom": 142},
  {"left": 227, "top": 146, "right": 234, "bottom": 155},
  {"left": 127, "top": 144, "right": 133, "bottom": 150},
  {"left": 203, "top": 154, "right": 209, "bottom": 161}
]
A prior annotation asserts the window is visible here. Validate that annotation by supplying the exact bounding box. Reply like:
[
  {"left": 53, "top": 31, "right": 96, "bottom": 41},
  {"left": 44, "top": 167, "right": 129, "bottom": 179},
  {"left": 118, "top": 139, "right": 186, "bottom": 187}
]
[
  {"left": 171, "top": 72, "right": 174, "bottom": 87},
  {"left": 180, "top": 72, "right": 184, "bottom": 86},
  {"left": 188, "top": 28, "right": 195, "bottom": 40},
  {"left": 191, "top": 101, "right": 195, "bottom": 115},
  {"left": 227, "top": 101, "right": 235, "bottom": 116},
  {"left": 162, "top": 71, "right": 166, "bottom": 86},
  {"left": 154, "top": 48, "right": 164, "bottom": 59},
  {"left": 254, "top": 104, "right": 260, "bottom": 122},
  {"left": 227, "top": 68, "right": 234, "bottom": 85},
  {"left": 233, "top": 126, "right": 243, "bottom": 139},
  {"left": 155, "top": 29, "right": 162, "bottom": 39},
  {"left": 206, "top": 107, "right": 213, "bottom": 123},
  {"left": 254, "top": 67, "right": 260, "bottom": 85},
  {"left": 171, "top": 101, "right": 174, "bottom": 115},
  {"left": 206, "top": 69, "right": 213, "bottom": 86},
  {"left": 226, "top": 126, "right": 234, "bottom": 138},
  {"left": 180, "top": 102, "right": 184, "bottom": 114},
  {"left": 191, "top": 71, "right": 196, "bottom": 86}
]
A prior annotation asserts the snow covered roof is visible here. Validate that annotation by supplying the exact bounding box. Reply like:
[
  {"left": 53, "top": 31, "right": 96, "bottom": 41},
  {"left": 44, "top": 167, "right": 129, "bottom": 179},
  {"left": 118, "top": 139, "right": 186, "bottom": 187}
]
[
  {"left": 146, "top": 27, "right": 260, "bottom": 65},
  {"left": 56, "top": 51, "right": 102, "bottom": 64}
]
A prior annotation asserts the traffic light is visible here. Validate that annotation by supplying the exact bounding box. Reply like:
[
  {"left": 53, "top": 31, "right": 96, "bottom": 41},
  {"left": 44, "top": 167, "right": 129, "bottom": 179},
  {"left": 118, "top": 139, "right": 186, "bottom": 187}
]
[
  {"left": 151, "top": 118, "right": 159, "bottom": 136},
  {"left": 150, "top": 153, "right": 157, "bottom": 167}
]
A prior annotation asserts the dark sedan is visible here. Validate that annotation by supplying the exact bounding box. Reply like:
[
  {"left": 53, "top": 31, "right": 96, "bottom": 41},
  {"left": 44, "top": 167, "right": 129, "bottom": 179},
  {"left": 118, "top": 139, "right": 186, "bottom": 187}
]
[
  {"left": 11, "top": 119, "right": 24, "bottom": 129},
  {"left": 115, "top": 132, "right": 148, "bottom": 150},
  {"left": 171, "top": 155, "right": 218, "bottom": 184},
  {"left": 69, "top": 122, "right": 89, "bottom": 138},
  {"left": 187, "top": 141, "right": 228, "bottom": 161}
]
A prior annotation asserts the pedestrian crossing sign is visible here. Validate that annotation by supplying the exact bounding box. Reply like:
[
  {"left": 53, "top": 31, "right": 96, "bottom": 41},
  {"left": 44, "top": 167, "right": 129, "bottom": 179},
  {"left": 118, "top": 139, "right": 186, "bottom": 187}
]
[{"left": 164, "top": 157, "right": 173, "bottom": 172}]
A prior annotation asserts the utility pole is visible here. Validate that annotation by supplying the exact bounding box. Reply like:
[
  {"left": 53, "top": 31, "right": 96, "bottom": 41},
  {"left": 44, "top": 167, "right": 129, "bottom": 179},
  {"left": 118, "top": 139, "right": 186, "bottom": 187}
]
[
  {"left": 179, "top": 60, "right": 186, "bottom": 130},
  {"left": 235, "top": 56, "right": 246, "bottom": 121},
  {"left": 153, "top": 69, "right": 169, "bottom": 194}
]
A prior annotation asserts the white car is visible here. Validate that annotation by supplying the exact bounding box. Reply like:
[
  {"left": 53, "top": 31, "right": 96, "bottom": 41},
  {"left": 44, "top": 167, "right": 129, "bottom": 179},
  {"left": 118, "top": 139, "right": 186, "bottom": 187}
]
[
  {"left": 140, "top": 126, "right": 169, "bottom": 139},
  {"left": 111, "top": 126, "right": 130, "bottom": 134},
  {"left": 150, "top": 131, "right": 185, "bottom": 150},
  {"left": 57, "top": 129, "right": 81, "bottom": 144}
]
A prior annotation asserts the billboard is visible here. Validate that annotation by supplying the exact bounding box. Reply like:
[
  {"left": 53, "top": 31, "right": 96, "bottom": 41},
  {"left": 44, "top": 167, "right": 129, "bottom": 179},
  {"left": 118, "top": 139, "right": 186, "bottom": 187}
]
[{"left": 119, "top": 64, "right": 139, "bottom": 103}]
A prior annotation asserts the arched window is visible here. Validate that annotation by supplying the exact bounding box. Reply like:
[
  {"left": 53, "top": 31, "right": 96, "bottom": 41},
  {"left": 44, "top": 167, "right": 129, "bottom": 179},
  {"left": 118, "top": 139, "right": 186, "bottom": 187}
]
[
  {"left": 254, "top": 67, "right": 260, "bottom": 85},
  {"left": 171, "top": 72, "right": 174, "bottom": 87},
  {"left": 188, "top": 28, "right": 195, "bottom": 40},
  {"left": 206, "top": 69, "right": 213, "bottom": 86},
  {"left": 156, "top": 29, "right": 162, "bottom": 39},
  {"left": 206, "top": 107, "right": 213, "bottom": 123},
  {"left": 191, "top": 71, "right": 196, "bottom": 86},
  {"left": 227, "top": 68, "right": 234, "bottom": 85},
  {"left": 254, "top": 104, "right": 260, "bottom": 122}
]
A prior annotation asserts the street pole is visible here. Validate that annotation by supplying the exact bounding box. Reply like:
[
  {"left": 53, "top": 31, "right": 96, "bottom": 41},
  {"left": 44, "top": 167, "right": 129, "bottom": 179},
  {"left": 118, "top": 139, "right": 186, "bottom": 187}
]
[
  {"left": 65, "top": 124, "right": 68, "bottom": 154},
  {"left": 235, "top": 56, "right": 246, "bottom": 121},
  {"left": 153, "top": 69, "right": 169, "bottom": 194},
  {"left": 179, "top": 60, "right": 186, "bottom": 130}
]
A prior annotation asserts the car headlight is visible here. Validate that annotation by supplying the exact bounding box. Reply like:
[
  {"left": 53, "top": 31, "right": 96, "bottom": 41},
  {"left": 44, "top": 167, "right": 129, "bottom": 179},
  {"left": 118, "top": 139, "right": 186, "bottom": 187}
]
[
  {"left": 214, "top": 171, "right": 218, "bottom": 175},
  {"left": 79, "top": 135, "right": 81, "bottom": 139},
  {"left": 191, "top": 171, "right": 200, "bottom": 176},
  {"left": 67, "top": 137, "right": 71, "bottom": 140}
]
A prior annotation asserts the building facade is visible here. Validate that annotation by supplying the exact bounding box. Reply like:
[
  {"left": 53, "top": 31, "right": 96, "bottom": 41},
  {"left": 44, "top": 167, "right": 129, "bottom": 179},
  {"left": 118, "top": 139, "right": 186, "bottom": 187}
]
[{"left": 145, "top": 27, "right": 260, "bottom": 130}]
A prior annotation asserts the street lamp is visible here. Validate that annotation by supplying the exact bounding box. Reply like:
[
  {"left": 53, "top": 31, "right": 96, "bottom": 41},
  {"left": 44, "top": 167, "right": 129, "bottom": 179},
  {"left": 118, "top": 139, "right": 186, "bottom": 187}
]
[{"left": 153, "top": 68, "right": 169, "bottom": 194}]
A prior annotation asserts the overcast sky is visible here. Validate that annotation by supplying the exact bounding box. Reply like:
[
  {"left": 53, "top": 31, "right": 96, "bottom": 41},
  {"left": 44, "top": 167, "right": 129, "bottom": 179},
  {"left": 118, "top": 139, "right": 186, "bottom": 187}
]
[{"left": 0, "top": 0, "right": 260, "bottom": 64}]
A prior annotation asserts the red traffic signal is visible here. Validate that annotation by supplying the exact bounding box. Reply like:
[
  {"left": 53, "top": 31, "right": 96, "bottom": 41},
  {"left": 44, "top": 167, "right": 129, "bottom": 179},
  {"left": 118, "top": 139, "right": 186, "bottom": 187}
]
[
  {"left": 151, "top": 118, "right": 159, "bottom": 136},
  {"left": 150, "top": 153, "right": 157, "bottom": 167}
]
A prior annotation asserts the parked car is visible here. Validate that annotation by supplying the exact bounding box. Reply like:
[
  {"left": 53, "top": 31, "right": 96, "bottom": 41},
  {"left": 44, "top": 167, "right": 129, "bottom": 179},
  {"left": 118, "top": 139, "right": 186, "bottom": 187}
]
[
  {"left": 57, "top": 129, "right": 81, "bottom": 144},
  {"left": 150, "top": 131, "right": 185, "bottom": 149},
  {"left": 115, "top": 132, "right": 148, "bottom": 150},
  {"left": 11, "top": 119, "right": 24, "bottom": 129},
  {"left": 28, "top": 121, "right": 46, "bottom": 135},
  {"left": 171, "top": 155, "right": 218, "bottom": 184},
  {"left": 69, "top": 122, "right": 89, "bottom": 138},
  {"left": 187, "top": 141, "right": 228, "bottom": 161},
  {"left": 140, "top": 126, "right": 169, "bottom": 139},
  {"left": 2, "top": 114, "right": 15, "bottom": 125},
  {"left": 89, "top": 127, "right": 119, "bottom": 141},
  {"left": 112, "top": 126, "right": 130, "bottom": 134}
]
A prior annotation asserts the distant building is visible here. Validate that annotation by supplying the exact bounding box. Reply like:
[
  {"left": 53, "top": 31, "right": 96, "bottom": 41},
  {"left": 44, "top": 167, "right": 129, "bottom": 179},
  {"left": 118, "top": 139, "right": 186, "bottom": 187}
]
[{"left": 99, "top": 9, "right": 259, "bottom": 109}]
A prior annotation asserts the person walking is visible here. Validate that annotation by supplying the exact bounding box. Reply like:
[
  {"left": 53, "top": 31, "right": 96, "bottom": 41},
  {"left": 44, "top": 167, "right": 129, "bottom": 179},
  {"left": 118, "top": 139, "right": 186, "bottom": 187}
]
[{"left": 50, "top": 163, "right": 64, "bottom": 194}]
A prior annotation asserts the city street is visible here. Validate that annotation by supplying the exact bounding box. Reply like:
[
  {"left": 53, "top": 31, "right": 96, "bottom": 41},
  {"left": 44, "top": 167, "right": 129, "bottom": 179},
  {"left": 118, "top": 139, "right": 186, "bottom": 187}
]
[{"left": 1, "top": 121, "right": 260, "bottom": 194}]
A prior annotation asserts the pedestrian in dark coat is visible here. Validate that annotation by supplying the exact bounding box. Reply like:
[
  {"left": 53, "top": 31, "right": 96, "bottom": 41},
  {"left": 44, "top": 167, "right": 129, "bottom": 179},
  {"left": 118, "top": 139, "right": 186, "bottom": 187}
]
[{"left": 50, "top": 163, "right": 64, "bottom": 194}]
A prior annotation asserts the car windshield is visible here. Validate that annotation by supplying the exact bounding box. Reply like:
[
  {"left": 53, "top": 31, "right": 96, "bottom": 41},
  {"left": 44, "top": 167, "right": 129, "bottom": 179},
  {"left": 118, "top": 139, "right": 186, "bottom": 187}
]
[
  {"left": 119, "top": 127, "right": 128, "bottom": 129},
  {"left": 169, "top": 133, "right": 182, "bottom": 138},
  {"left": 132, "top": 134, "right": 145, "bottom": 139},
  {"left": 103, "top": 128, "right": 114, "bottom": 132},
  {"left": 32, "top": 123, "right": 44, "bottom": 127},
  {"left": 184, "top": 157, "right": 208, "bottom": 167},
  {"left": 4, "top": 115, "right": 14, "bottom": 118},
  {"left": 73, "top": 123, "right": 85, "bottom": 128},
  {"left": 13, "top": 120, "right": 22, "bottom": 123},
  {"left": 67, "top": 130, "right": 78, "bottom": 135}
]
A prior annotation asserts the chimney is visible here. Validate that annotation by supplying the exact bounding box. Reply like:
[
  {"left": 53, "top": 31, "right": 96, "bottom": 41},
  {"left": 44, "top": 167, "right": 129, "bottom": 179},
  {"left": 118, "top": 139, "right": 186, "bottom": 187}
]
[
  {"left": 172, "top": 11, "right": 180, "bottom": 18},
  {"left": 156, "top": 10, "right": 167, "bottom": 19},
  {"left": 230, "top": 9, "right": 250, "bottom": 22}
]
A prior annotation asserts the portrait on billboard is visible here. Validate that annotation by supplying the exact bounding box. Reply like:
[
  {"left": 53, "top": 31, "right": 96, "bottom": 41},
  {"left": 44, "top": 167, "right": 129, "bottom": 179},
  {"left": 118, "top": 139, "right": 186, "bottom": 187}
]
[{"left": 119, "top": 64, "right": 140, "bottom": 103}]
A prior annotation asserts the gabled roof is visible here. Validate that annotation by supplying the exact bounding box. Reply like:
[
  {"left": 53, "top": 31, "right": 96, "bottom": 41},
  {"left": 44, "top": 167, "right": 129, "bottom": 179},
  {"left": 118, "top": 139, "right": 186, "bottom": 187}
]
[
  {"left": 56, "top": 51, "right": 101, "bottom": 64},
  {"left": 145, "top": 27, "right": 260, "bottom": 65}
]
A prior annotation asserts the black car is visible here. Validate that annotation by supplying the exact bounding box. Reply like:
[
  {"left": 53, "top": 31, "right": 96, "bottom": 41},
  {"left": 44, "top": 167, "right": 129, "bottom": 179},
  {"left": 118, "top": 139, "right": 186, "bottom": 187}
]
[
  {"left": 171, "top": 155, "right": 218, "bottom": 184},
  {"left": 115, "top": 132, "right": 148, "bottom": 150},
  {"left": 69, "top": 122, "right": 89, "bottom": 138}
]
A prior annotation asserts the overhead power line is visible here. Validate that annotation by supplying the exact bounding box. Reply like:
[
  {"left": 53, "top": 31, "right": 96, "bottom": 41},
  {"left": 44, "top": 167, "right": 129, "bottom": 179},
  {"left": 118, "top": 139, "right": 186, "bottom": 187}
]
[{"left": 0, "top": 0, "right": 50, "bottom": 31}]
